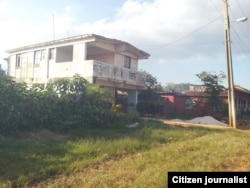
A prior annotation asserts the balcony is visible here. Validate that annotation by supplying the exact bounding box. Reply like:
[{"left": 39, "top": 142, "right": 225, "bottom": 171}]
[{"left": 83, "top": 60, "right": 147, "bottom": 89}]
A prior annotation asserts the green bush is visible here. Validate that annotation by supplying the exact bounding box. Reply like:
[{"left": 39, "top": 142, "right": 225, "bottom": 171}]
[{"left": 0, "top": 75, "right": 140, "bottom": 135}]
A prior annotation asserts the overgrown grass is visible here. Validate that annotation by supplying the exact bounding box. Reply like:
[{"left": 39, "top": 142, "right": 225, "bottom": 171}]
[{"left": 0, "top": 120, "right": 250, "bottom": 187}]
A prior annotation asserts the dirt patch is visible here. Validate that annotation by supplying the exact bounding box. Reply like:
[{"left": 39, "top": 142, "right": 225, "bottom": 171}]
[
  {"left": 145, "top": 116, "right": 250, "bottom": 133},
  {"left": 18, "top": 129, "right": 69, "bottom": 142},
  {"left": 222, "top": 117, "right": 250, "bottom": 132},
  {"left": 237, "top": 124, "right": 250, "bottom": 133}
]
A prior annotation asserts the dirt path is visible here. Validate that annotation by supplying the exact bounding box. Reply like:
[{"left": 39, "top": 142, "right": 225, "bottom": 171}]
[{"left": 144, "top": 117, "right": 250, "bottom": 133}]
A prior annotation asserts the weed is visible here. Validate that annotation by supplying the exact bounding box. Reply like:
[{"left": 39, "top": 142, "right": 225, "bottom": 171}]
[{"left": 0, "top": 120, "right": 250, "bottom": 187}]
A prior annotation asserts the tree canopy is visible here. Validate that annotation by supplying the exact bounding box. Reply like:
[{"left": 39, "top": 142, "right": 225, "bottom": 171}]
[
  {"left": 196, "top": 71, "right": 226, "bottom": 110},
  {"left": 163, "top": 83, "right": 191, "bottom": 93},
  {"left": 137, "top": 71, "right": 163, "bottom": 115}
]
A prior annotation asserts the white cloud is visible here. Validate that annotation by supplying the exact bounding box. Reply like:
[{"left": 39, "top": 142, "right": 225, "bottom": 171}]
[
  {"left": 1, "top": 0, "right": 250, "bottom": 88},
  {"left": 0, "top": 0, "right": 9, "bottom": 16},
  {"left": 70, "top": 0, "right": 225, "bottom": 65},
  {"left": 65, "top": 5, "right": 73, "bottom": 13}
]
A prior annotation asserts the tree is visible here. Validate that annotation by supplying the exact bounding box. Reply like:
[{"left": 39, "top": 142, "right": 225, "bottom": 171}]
[
  {"left": 163, "top": 83, "right": 191, "bottom": 93},
  {"left": 0, "top": 74, "right": 116, "bottom": 134},
  {"left": 145, "top": 71, "right": 158, "bottom": 89},
  {"left": 137, "top": 71, "right": 163, "bottom": 115},
  {"left": 196, "top": 71, "right": 226, "bottom": 111}
]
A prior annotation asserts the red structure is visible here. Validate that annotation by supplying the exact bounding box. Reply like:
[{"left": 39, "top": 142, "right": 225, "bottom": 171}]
[{"left": 159, "top": 85, "right": 250, "bottom": 118}]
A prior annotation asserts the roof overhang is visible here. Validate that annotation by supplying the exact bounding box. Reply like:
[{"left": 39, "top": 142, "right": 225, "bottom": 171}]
[
  {"left": 6, "top": 34, "right": 95, "bottom": 53},
  {"left": 6, "top": 34, "right": 150, "bottom": 60},
  {"left": 92, "top": 34, "right": 150, "bottom": 59}
]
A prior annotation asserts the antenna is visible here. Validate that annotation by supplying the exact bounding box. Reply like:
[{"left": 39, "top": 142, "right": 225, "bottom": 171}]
[{"left": 53, "top": 12, "right": 55, "bottom": 40}]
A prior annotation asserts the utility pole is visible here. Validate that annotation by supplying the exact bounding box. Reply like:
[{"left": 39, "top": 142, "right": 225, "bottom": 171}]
[{"left": 222, "top": 0, "right": 237, "bottom": 128}]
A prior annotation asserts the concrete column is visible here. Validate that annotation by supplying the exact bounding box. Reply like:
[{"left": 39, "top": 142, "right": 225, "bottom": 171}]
[{"left": 127, "top": 89, "right": 137, "bottom": 112}]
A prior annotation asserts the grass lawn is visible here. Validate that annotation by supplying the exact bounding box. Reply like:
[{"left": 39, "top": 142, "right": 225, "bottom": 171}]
[{"left": 0, "top": 119, "right": 250, "bottom": 187}]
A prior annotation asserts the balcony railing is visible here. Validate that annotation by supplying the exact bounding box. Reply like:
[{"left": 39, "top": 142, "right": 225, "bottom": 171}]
[{"left": 86, "top": 60, "right": 146, "bottom": 86}]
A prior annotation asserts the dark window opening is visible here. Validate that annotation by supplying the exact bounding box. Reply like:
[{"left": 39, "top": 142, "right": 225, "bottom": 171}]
[
  {"left": 124, "top": 56, "right": 131, "bottom": 69},
  {"left": 129, "top": 72, "right": 136, "bottom": 80},
  {"left": 49, "top": 48, "right": 56, "bottom": 60},
  {"left": 34, "top": 50, "right": 41, "bottom": 64},
  {"left": 16, "top": 54, "right": 21, "bottom": 67},
  {"left": 56, "top": 45, "right": 73, "bottom": 63}
]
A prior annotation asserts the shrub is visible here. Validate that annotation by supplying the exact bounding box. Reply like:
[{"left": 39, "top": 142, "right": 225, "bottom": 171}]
[{"left": 1, "top": 75, "right": 138, "bottom": 135}]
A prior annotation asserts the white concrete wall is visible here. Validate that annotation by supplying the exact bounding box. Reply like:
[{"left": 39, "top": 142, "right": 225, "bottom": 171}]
[
  {"left": 88, "top": 53, "right": 114, "bottom": 65},
  {"left": 7, "top": 40, "right": 144, "bottom": 87},
  {"left": 114, "top": 54, "right": 138, "bottom": 70},
  {"left": 48, "top": 60, "right": 72, "bottom": 78},
  {"left": 127, "top": 90, "right": 138, "bottom": 104},
  {"left": 8, "top": 55, "right": 15, "bottom": 78},
  {"left": 93, "top": 41, "right": 115, "bottom": 52}
]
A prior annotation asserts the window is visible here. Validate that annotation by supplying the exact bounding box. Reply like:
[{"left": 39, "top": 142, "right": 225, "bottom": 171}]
[
  {"left": 49, "top": 48, "right": 56, "bottom": 59},
  {"left": 16, "top": 54, "right": 21, "bottom": 67},
  {"left": 185, "top": 98, "right": 196, "bottom": 109},
  {"left": 161, "top": 97, "right": 169, "bottom": 103},
  {"left": 41, "top": 50, "right": 46, "bottom": 60},
  {"left": 34, "top": 50, "right": 41, "bottom": 64},
  {"left": 124, "top": 56, "right": 131, "bottom": 69},
  {"left": 129, "top": 72, "right": 136, "bottom": 80},
  {"left": 56, "top": 45, "right": 73, "bottom": 63}
]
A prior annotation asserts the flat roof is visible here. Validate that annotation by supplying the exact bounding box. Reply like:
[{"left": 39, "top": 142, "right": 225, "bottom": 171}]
[{"left": 6, "top": 33, "right": 150, "bottom": 59}]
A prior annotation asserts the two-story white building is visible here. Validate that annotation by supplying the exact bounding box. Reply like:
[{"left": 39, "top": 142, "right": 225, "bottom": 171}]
[{"left": 5, "top": 34, "right": 150, "bottom": 108}]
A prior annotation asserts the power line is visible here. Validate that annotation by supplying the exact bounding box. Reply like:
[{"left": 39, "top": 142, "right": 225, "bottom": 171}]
[
  {"left": 231, "top": 27, "right": 250, "bottom": 56},
  {"left": 148, "top": 16, "right": 221, "bottom": 52},
  {"left": 209, "top": 0, "right": 223, "bottom": 16},
  {"left": 229, "top": 6, "right": 250, "bottom": 46},
  {"left": 231, "top": 28, "right": 250, "bottom": 63},
  {"left": 230, "top": 32, "right": 250, "bottom": 61},
  {"left": 236, "top": 0, "right": 250, "bottom": 28},
  {"left": 228, "top": 1, "right": 250, "bottom": 65}
]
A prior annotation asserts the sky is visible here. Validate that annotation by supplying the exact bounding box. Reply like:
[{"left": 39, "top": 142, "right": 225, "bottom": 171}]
[{"left": 1, "top": 0, "right": 250, "bottom": 89}]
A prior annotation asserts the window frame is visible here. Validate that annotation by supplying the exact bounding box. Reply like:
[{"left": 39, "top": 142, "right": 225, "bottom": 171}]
[
  {"left": 34, "top": 50, "right": 41, "bottom": 64},
  {"left": 49, "top": 48, "right": 56, "bottom": 60},
  {"left": 16, "top": 54, "right": 21, "bottom": 67},
  {"left": 124, "top": 56, "right": 131, "bottom": 69}
]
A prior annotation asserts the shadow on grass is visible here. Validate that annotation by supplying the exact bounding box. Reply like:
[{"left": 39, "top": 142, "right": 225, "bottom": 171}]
[
  {"left": 0, "top": 138, "right": 74, "bottom": 187},
  {"left": 0, "top": 120, "right": 226, "bottom": 187}
]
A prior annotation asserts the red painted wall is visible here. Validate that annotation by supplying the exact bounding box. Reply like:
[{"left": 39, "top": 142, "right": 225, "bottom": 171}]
[
  {"left": 160, "top": 93, "right": 226, "bottom": 118},
  {"left": 160, "top": 87, "right": 250, "bottom": 118}
]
